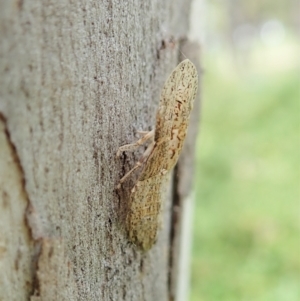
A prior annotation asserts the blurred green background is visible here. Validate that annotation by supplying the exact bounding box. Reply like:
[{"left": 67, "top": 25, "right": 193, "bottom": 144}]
[{"left": 191, "top": 1, "right": 299, "bottom": 300}]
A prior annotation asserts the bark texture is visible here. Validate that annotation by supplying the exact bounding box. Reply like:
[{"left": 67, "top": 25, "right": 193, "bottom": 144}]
[{"left": 0, "top": 1, "right": 200, "bottom": 300}]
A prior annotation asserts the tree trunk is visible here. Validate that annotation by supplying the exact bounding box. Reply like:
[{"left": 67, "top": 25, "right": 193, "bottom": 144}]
[{"left": 0, "top": 1, "right": 201, "bottom": 300}]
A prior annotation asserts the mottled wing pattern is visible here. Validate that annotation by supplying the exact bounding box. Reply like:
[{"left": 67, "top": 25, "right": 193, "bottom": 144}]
[
  {"left": 126, "top": 59, "right": 198, "bottom": 251},
  {"left": 126, "top": 174, "right": 169, "bottom": 251},
  {"left": 141, "top": 59, "right": 198, "bottom": 179}
]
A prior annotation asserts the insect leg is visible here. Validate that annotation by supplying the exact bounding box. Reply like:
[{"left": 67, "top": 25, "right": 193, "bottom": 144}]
[
  {"left": 117, "top": 140, "right": 155, "bottom": 188},
  {"left": 116, "top": 130, "right": 154, "bottom": 157}
]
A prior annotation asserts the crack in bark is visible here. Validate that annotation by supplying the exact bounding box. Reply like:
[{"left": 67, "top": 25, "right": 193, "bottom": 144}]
[
  {"left": 0, "top": 112, "right": 42, "bottom": 297},
  {"left": 167, "top": 165, "right": 181, "bottom": 301}
]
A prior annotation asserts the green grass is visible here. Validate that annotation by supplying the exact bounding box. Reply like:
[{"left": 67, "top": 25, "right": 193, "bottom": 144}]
[{"left": 190, "top": 43, "right": 299, "bottom": 301}]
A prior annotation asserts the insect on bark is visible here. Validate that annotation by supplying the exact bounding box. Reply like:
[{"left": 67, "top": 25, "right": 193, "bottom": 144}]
[{"left": 117, "top": 59, "right": 198, "bottom": 251}]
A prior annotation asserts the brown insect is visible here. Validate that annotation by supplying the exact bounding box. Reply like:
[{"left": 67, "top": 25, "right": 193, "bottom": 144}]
[{"left": 117, "top": 59, "right": 198, "bottom": 251}]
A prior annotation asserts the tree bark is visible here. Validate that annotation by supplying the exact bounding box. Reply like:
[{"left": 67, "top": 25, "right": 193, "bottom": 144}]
[{"left": 0, "top": 1, "right": 200, "bottom": 300}]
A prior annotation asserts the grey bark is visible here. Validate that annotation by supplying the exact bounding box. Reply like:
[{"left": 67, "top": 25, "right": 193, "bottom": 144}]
[{"left": 0, "top": 1, "right": 200, "bottom": 300}]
